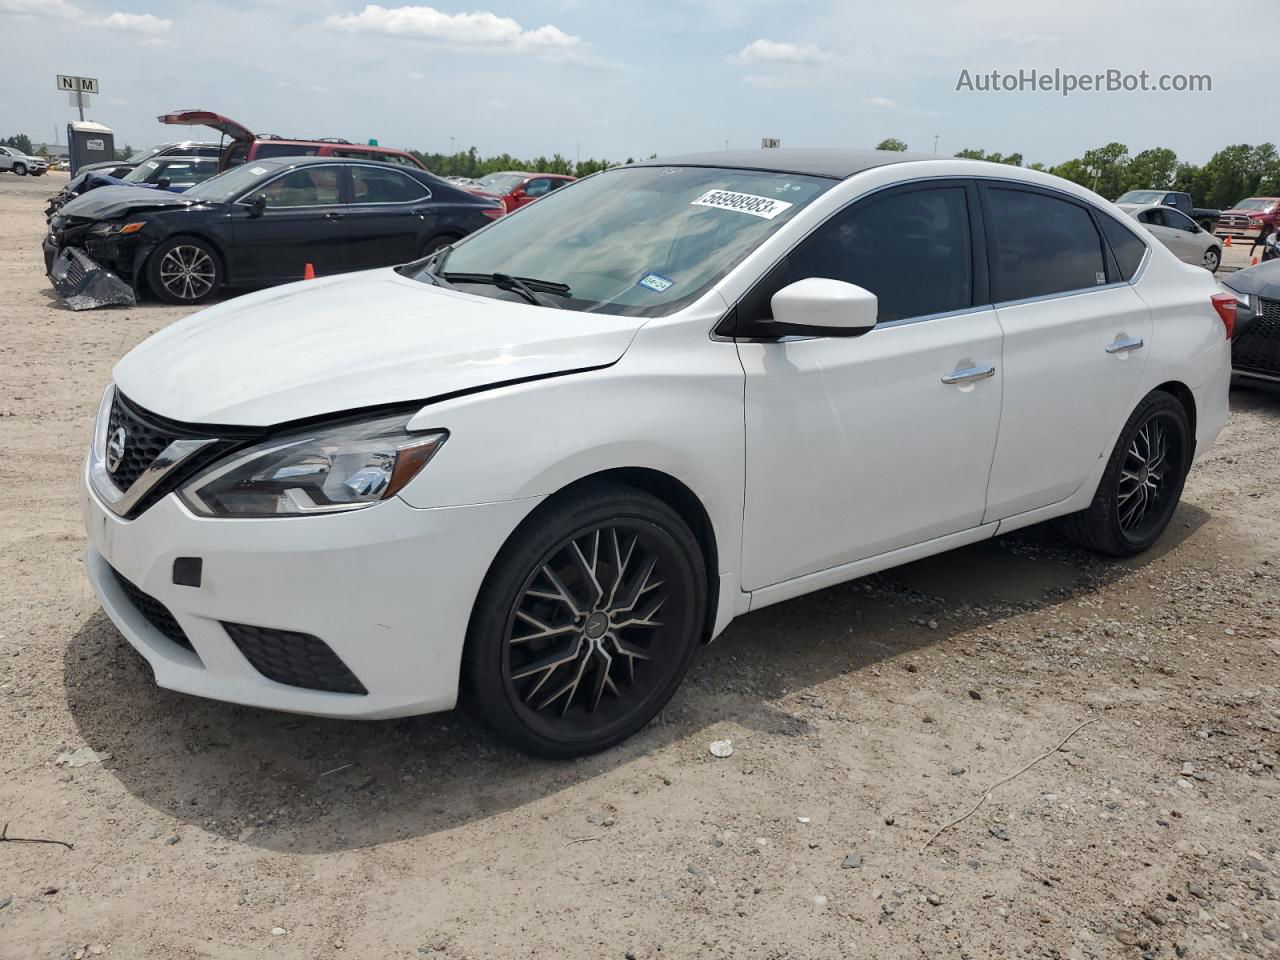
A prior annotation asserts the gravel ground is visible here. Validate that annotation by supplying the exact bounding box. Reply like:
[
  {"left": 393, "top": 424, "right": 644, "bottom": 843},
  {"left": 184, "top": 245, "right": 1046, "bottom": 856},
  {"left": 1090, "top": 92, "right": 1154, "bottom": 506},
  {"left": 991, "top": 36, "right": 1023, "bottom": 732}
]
[{"left": 1, "top": 171, "right": 1278, "bottom": 960}]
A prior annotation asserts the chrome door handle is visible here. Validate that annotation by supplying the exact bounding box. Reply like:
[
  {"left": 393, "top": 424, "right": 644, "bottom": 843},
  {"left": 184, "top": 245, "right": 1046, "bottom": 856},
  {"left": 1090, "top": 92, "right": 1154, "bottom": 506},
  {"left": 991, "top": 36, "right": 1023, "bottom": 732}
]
[
  {"left": 941, "top": 364, "right": 996, "bottom": 385},
  {"left": 1106, "top": 336, "right": 1144, "bottom": 354}
]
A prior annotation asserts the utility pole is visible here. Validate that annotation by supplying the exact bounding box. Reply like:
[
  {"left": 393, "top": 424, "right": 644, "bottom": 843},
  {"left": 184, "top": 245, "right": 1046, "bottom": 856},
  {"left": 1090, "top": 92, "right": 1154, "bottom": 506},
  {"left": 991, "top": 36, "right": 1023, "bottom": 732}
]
[
  {"left": 724, "top": 139, "right": 729, "bottom": 151},
  {"left": 933, "top": 134, "right": 939, "bottom": 154}
]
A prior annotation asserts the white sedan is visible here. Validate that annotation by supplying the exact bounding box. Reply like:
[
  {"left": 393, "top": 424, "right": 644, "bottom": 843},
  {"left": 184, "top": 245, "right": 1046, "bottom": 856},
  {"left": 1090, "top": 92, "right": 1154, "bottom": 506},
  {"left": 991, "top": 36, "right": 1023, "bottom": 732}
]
[
  {"left": 1117, "top": 201, "right": 1224, "bottom": 272},
  {"left": 82, "top": 150, "right": 1232, "bottom": 757}
]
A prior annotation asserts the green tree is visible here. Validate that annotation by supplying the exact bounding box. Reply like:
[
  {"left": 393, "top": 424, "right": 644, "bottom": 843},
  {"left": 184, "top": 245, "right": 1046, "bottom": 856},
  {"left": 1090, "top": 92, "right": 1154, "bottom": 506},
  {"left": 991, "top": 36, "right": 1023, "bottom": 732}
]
[
  {"left": 1079, "top": 142, "right": 1130, "bottom": 197},
  {"left": 1123, "top": 147, "right": 1178, "bottom": 191},
  {"left": 875, "top": 137, "right": 908, "bottom": 152},
  {"left": 2, "top": 134, "right": 33, "bottom": 154}
]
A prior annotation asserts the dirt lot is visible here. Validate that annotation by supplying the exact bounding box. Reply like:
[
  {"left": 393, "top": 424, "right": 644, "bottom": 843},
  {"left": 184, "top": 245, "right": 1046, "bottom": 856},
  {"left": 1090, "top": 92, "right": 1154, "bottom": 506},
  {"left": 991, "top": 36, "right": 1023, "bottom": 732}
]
[{"left": 1, "top": 171, "right": 1278, "bottom": 960}]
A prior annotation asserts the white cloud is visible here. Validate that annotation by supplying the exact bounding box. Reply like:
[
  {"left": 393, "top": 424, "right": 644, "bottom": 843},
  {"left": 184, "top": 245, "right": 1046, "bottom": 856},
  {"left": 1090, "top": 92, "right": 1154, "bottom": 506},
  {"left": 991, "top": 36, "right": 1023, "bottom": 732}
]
[
  {"left": 864, "top": 96, "right": 896, "bottom": 108},
  {"left": 100, "top": 10, "right": 171, "bottom": 33},
  {"left": 734, "top": 38, "right": 828, "bottom": 65},
  {"left": 323, "top": 5, "right": 580, "bottom": 53}
]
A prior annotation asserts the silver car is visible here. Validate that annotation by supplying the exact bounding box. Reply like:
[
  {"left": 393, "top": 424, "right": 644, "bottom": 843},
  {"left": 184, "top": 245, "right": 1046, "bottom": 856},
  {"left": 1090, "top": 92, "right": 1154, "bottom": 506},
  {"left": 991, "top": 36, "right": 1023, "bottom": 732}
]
[{"left": 1118, "top": 202, "right": 1222, "bottom": 272}]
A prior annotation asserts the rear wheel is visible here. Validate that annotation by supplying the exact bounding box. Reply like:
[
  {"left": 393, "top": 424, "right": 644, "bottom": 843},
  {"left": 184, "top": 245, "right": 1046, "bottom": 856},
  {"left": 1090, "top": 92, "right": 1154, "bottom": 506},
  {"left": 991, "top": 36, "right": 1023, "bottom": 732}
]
[
  {"left": 146, "top": 236, "right": 221, "bottom": 305},
  {"left": 421, "top": 233, "right": 459, "bottom": 258},
  {"left": 1203, "top": 247, "right": 1221, "bottom": 272},
  {"left": 466, "top": 483, "right": 706, "bottom": 758},
  {"left": 1060, "top": 391, "right": 1192, "bottom": 556}
]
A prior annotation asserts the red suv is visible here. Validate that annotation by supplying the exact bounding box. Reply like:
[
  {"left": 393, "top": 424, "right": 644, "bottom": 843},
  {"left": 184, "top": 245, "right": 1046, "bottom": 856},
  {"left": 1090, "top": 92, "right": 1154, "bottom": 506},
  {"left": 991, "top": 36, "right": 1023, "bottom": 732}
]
[
  {"left": 158, "top": 110, "right": 427, "bottom": 173},
  {"left": 473, "top": 171, "right": 576, "bottom": 212}
]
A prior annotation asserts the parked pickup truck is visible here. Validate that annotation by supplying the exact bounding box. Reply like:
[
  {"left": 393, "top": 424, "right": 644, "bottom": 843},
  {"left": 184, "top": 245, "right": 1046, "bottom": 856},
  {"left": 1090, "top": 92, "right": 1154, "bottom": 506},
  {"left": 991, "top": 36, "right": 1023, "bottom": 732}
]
[
  {"left": 1214, "top": 197, "right": 1280, "bottom": 241},
  {"left": 1115, "top": 190, "right": 1219, "bottom": 232}
]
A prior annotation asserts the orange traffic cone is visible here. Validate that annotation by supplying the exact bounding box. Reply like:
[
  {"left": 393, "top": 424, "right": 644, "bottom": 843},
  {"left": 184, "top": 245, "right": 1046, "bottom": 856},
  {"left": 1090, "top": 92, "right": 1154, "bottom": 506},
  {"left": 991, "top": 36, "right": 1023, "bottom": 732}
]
[
  {"left": 1253, "top": 257, "right": 1260, "bottom": 265},
  {"left": 303, "top": 262, "right": 316, "bottom": 280},
  {"left": 1224, "top": 236, "right": 1232, "bottom": 246}
]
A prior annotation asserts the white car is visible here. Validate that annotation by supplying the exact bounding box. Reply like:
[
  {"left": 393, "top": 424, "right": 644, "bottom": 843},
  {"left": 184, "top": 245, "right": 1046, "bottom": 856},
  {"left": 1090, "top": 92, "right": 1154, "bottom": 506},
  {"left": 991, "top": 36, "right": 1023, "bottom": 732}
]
[
  {"left": 82, "top": 150, "right": 1232, "bottom": 757},
  {"left": 0, "top": 145, "right": 48, "bottom": 176},
  {"left": 1117, "top": 202, "right": 1223, "bottom": 272}
]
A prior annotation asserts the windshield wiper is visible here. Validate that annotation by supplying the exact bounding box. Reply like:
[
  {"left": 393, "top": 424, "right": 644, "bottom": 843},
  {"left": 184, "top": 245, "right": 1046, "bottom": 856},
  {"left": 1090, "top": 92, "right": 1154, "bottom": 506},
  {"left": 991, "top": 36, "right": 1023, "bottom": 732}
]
[{"left": 440, "top": 271, "right": 571, "bottom": 307}]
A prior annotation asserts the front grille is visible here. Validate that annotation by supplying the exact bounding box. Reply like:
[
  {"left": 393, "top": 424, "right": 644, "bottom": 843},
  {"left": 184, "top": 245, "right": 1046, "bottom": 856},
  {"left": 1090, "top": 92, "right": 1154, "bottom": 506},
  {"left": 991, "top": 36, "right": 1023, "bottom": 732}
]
[
  {"left": 107, "top": 392, "right": 180, "bottom": 492},
  {"left": 65, "top": 254, "right": 87, "bottom": 288},
  {"left": 109, "top": 567, "right": 194, "bottom": 651},
  {"left": 1234, "top": 297, "right": 1280, "bottom": 376},
  {"left": 223, "top": 623, "right": 368, "bottom": 695}
]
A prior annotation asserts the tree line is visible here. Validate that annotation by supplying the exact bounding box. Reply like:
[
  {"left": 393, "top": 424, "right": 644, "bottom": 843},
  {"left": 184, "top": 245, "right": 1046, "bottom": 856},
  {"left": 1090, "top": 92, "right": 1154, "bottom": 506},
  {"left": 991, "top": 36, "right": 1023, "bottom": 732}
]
[
  {"left": 408, "top": 146, "right": 641, "bottom": 180},
  {"left": 874, "top": 137, "right": 1280, "bottom": 208}
]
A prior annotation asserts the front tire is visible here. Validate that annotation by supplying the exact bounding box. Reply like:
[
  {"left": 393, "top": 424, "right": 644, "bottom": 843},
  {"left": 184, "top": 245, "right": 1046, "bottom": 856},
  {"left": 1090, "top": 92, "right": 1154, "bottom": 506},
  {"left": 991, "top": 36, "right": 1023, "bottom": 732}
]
[
  {"left": 146, "top": 236, "right": 221, "bottom": 305},
  {"left": 1061, "top": 391, "right": 1192, "bottom": 556},
  {"left": 466, "top": 483, "right": 707, "bottom": 758},
  {"left": 13, "top": 162, "right": 26, "bottom": 176}
]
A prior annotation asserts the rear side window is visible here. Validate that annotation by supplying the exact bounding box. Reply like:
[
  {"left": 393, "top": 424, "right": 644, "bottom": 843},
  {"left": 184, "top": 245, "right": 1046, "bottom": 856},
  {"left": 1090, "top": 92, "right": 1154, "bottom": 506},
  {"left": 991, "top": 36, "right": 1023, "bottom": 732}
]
[
  {"left": 1097, "top": 212, "right": 1147, "bottom": 280},
  {"left": 351, "top": 166, "right": 429, "bottom": 203},
  {"left": 252, "top": 143, "right": 321, "bottom": 160},
  {"left": 988, "top": 188, "right": 1107, "bottom": 301},
  {"left": 785, "top": 186, "right": 973, "bottom": 323},
  {"left": 259, "top": 167, "right": 341, "bottom": 207}
]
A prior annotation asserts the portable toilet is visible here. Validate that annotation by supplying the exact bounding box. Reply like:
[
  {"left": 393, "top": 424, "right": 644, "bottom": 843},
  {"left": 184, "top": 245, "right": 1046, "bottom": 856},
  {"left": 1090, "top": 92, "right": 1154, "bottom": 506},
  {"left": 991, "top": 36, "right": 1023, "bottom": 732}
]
[{"left": 67, "top": 121, "right": 115, "bottom": 174}]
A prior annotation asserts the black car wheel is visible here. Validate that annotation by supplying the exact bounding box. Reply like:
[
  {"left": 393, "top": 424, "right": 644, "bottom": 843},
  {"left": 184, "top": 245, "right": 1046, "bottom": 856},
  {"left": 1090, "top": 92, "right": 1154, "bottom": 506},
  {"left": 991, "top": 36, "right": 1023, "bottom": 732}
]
[
  {"left": 13, "top": 162, "right": 26, "bottom": 176},
  {"left": 466, "top": 482, "right": 706, "bottom": 758},
  {"left": 421, "top": 233, "right": 460, "bottom": 258},
  {"left": 1061, "top": 390, "right": 1192, "bottom": 556},
  {"left": 147, "top": 236, "right": 221, "bottom": 305}
]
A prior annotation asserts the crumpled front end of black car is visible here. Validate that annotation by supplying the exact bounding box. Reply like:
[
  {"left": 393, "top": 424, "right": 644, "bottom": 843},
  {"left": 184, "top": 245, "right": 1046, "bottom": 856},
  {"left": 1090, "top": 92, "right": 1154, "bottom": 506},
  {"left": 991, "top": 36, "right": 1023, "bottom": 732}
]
[{"left": 45, "top": 215, "right": 142, "bottom": 310}]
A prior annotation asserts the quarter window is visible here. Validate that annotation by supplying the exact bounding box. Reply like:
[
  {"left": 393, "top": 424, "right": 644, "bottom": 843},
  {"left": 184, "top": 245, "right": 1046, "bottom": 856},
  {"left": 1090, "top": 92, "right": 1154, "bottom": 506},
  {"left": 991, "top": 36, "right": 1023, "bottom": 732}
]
[
  {"left": 1097, "top": 212, "right": 1147, "bottom": 281},
  {"left": 351, "top": 166, "right": 428, "bottom": 203},
  {"left": 783, "top": 186, "right": 973, "bottom": 323},
  {"left": 987, "top": 188, "right": 1107, "bottom": 302}
]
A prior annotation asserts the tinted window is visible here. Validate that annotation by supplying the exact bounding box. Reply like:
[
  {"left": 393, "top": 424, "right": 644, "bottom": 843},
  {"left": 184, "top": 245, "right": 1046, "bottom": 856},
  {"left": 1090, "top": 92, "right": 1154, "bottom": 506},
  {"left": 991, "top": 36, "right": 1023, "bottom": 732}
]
[
  {"left": 547, "top": 178, "right": 569, "bottom": 191},
  {"left": 351, "top": 166, "right": 428, "bottom": 203},
  {"left": 784, "top": 186, "right": 972, "bottom": 323},
  {"left": 252, "top": 143, "right": 321, "bottom": 160},
  {"left": 1097, "top": 213, "right": 1147, "bottom": 280},
  {"left": 259, "top": 166, "right": 341, "bottom": 207},
  {"left": 524, "top": 178, "right": 552, "bottom": 197},
  {"left": 988, "top": 188, "right": 1107, "bottom": 301},
  {"left": 1164, "top": 208, "right": 1197, "bottom": 232}
]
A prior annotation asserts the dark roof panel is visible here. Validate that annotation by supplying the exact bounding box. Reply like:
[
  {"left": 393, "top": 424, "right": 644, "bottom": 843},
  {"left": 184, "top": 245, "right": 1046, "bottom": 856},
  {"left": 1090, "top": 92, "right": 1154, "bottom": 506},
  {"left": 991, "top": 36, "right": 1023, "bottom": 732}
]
[{"left": 632, "top": 148, "right": 946, "bottom": 179}]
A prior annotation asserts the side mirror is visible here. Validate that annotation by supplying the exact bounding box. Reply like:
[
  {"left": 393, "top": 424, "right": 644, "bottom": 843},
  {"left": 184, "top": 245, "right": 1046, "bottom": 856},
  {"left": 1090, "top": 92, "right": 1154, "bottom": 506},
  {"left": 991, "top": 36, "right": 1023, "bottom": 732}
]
[
  {"left": 156, "top": 177, "right": 171, "bottom": 190},
  {"left": 768, "top": 278, "right": 879, "bottom": 336},
  {"left": 247, "top": 194, "right": 267, "bottom": 218}
]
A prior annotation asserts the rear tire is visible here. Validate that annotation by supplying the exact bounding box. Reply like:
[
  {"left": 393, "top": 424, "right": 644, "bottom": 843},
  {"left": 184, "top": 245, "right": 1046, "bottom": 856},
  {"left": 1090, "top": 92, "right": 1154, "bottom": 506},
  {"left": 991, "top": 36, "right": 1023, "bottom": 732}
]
[
  {"left": 1060, "top": 390, "right": 1192, "bottom": 556},
  {"left": 465, "top": 482, "right": 706, "bottom": 758},
  {"left": 1203, "top": 247, "right": 1221, "bottom": 272},
  {"left": 421, "top": 233, "right": 459, "bottom": 258},
  {"left": 146, "top": 236, "right": 222, "bottom": 305}
]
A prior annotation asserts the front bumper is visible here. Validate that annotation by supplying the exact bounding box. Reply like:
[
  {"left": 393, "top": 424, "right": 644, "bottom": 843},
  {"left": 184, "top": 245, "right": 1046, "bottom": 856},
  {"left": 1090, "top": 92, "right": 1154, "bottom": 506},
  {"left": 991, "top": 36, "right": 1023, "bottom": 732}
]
[{"left": 82, "top": 457, "right": 541, "bottom": 719}]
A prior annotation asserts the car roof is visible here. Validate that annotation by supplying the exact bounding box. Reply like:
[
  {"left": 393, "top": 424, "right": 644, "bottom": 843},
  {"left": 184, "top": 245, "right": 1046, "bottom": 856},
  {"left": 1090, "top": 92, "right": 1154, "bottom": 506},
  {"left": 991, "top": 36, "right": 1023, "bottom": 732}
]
[{"left": 632, "top": 148, "right": 945, "bottom": 180}]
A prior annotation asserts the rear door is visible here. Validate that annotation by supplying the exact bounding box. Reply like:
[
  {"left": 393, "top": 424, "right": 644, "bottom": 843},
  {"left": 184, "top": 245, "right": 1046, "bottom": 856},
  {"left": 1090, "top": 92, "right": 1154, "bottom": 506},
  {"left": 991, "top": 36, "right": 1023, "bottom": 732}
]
[
  {"left": 982, "top": 183, "right": 1152, "bottom": 521},
  {"left": 343, "top": 164, "right": 436, "bottom": 268},
  {"left": 229, "top": 164, "right": 349, "bottom": 283}
]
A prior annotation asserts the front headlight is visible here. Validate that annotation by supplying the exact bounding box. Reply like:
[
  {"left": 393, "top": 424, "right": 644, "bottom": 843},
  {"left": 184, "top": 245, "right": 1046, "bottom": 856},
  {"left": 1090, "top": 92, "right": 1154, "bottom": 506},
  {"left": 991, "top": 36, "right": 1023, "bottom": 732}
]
[
  {"left": 180, "top": 411, "right": 447, "bottom": 518},
  {"left": 89, "top": 221, "right": 144, "bottom": 237}
]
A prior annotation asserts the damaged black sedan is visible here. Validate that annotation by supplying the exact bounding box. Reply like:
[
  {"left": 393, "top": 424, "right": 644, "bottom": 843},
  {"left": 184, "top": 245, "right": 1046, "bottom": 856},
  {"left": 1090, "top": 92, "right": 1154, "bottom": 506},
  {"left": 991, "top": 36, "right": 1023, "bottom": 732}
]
[{"left": 45, "top": 156, "right": 504, "bottom": 307}]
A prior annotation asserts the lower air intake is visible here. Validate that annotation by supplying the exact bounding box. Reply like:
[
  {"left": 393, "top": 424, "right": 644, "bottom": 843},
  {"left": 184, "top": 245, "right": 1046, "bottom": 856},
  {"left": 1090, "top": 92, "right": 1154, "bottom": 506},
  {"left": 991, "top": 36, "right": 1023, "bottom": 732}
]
[{"left": 222, "top": 622, "right": 368, "bottom": 695}]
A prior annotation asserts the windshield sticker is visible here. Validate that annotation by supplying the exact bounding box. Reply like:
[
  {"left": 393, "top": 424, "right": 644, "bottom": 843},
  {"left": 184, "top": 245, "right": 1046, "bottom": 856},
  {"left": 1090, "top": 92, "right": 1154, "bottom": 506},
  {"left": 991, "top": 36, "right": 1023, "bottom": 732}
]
[
  {"left": 146, "top": 161, "right": 159, "bottom": 169},
  {"left": 250, "top": 166, "right": 268, "bottom": 175},
  {"left": 691, "top": 189, "right": 794, "bottom": 220},
  {"left": 637, "top": 272, "right": 674, "bottom": 293}
]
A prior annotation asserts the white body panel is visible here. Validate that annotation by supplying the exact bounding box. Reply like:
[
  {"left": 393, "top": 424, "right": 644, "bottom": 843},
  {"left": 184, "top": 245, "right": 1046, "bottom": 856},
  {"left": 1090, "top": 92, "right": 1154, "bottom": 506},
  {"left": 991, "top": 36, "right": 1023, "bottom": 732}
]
[{"left": 90, "top": 157, "right": 1231, "bottom": 719}]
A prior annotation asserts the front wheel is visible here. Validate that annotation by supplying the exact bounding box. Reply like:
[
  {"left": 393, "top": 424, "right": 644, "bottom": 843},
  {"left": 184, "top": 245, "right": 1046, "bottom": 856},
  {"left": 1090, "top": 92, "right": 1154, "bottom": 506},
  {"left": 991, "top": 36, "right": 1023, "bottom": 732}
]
[
  {"left": 13, "top": 162, "right": 26, "bottom": 176},
  {"left": 466, "top": 483, "right": 707, "bottom": 758},
  {"left": 1203, "top": 247, "right": 1221, "bottom": 272},
  {"left": 1060, "top": 391, "right": 1192, "bottom": 556},
  {"left": 146, "top": 236, "right": 221, "bottom": 305}
]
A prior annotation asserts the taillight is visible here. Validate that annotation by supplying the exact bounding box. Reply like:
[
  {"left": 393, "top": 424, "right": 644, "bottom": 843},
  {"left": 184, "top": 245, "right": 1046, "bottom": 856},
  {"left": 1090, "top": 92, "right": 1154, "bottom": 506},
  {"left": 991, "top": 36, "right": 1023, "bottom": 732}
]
[
  {"left": 1210, "top": 292, "right": 1236, "bottom": 339},
  {"left": 481, "top": 207, "right": 504, "bottom": 220}
]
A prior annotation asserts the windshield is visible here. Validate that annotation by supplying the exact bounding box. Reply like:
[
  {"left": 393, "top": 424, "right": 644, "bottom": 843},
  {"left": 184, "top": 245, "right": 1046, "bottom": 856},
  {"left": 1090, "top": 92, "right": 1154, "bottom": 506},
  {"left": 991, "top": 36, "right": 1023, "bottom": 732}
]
[
  {"left": 122, "top": 160, "right": 163, "bottom": 183},
  {"left": 125, "top": 146, "right": 164, "bottom": 165},
  {"left": 419, "top": 166, "right": 832, "bottom": 317},
  {"left": 181, "top": 163, "right": 278, "bottom": 203},
  {"left": 476, "top": 173, "right": 528, "bottom": 193},
  {"left": 1117, "top": 190, "right": 1166, "bottom": 204},
  {"left": 1232, "top": 197, "right": 1278, "bottom": 211}
]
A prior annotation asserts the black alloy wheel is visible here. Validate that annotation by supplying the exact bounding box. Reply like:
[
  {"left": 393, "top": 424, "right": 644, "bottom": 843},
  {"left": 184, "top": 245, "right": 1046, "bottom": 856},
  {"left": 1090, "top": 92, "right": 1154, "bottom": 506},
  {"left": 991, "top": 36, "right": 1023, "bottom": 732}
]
[
  {"left": 146, "top": 236, "right": 221, "bottom": 305},
  {"left": 467, "top": 483, "right": 706, "bottom": 758},
  {"left": 1061, "top": 390, "right": 1192, "bottom": 556}
]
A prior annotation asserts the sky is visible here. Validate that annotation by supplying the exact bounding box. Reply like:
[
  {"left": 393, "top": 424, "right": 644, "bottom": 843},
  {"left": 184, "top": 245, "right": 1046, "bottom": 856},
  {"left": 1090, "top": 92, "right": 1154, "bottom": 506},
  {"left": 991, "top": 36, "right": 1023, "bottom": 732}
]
[{"left": 1, "top": 0, "right": 1272, "bottom": 167}]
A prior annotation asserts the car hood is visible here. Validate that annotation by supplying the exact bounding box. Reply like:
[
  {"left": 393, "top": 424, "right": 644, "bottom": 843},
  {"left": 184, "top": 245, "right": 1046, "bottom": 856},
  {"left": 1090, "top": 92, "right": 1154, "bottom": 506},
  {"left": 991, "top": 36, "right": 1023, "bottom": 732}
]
[
  {"left": 1221, "top": 259, "right": 1280, "bottom": 300},
  {"left": 76, "top": 160, "right": 128, "bottom": 175},
  {"left": 58, "top": 185, "right": 195, "bottom": 220},
  {"left": 112, "top": 270, "right": 646, "bottom": 426}
]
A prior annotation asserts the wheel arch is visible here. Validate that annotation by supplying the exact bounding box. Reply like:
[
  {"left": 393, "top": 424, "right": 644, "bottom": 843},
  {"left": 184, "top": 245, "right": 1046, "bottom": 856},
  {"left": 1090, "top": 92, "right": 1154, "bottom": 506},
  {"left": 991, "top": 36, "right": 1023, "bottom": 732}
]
[
  {"left": 139, "top": 231, "right": 229, "bottom": 293},
  {"left": 1153, "top": 379, "right": 1196, "bottom": 445}
]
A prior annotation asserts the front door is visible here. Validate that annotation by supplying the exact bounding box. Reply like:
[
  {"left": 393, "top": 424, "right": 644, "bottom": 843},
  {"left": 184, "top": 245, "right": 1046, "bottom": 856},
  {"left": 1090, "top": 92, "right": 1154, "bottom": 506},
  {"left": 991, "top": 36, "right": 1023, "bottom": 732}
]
[
  {"left": 230, "top": 164, "right": 348, "bottom": 284},
  {"left": 981, "top": 184, "right": 1152, "bottom": 520},
  {"left": 738, "top": 181, "right": 1004, "bottom": 591}
]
